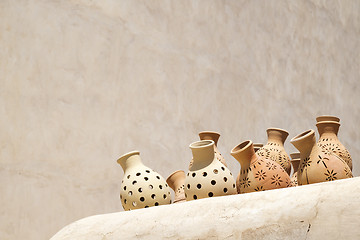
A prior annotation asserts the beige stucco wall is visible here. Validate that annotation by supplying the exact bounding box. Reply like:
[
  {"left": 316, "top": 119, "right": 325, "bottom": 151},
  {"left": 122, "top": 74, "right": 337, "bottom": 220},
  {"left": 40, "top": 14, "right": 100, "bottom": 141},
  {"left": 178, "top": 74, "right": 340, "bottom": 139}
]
[{"left": 0, "top": 0, "right": 359, "bottom": 239}]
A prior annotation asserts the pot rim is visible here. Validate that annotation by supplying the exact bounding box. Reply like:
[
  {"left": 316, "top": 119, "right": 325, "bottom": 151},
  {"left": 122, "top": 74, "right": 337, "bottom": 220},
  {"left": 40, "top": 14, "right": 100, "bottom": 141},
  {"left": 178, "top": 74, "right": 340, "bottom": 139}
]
[
  {"left": 189, "top": 140, "right": 214, "bottom": 149},
  {"left": 290, "top": 129, "right": 314, "bottom": 143},
  {"left": 231, "top": 140, "right": 252, "bottom": 154},
  {"left": 117, "top": 150, "right": 140, "bottom": 164}
]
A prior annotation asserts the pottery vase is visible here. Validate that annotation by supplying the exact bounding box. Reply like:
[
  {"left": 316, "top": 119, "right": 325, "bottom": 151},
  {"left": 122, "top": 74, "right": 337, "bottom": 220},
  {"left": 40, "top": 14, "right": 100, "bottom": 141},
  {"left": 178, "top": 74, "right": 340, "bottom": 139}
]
[
  {"left": 231, "top": 140, "right": 291, "bottom": 194},
  {"left": 290, "top": 130, "right": 352, "bottom": 185},
  {"left": 117, "top": 151, "right": 171, "bottom": 210},
  {"left": 253, "top": 143, "right": 264, "bottom": 152},
  {"left": 256, "top": 128, "right": 292, "bottom": 175},
  {"left": 316, "top": 120, "right": 352, "bottom": 170},
  {"left": 289, "top": 153, "right": 300, "bottom": 187},
  {"left": 189, "top": 131, "right": 227, "bottom": 169},
  {"left": 166, "top": 170, "right": 186, "bottom": 203},
  {"left": 185, "top": 140, "right": 236, "bottom": 201}
]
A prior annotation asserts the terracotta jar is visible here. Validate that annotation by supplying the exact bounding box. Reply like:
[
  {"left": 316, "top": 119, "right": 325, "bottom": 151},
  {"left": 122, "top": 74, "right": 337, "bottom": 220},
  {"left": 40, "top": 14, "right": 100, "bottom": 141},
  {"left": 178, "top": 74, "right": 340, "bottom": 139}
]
[
  {"left": 189, "top": 131, "right": 227, "bottom": 169},
  {"left": 117, "top": 151, "right": 171, "bottom": 210},
  {"left": 253, "top": 143, "right": 263, "bottom": 153},
  {"left": 185, "top": 140, "right": 236, "bottom": 201},
  {"left": 166, "top": 170, "right": 186, "bottom": 203},
  {"left": 256, "top": 128, "right": 291, "bottom": 174},
  {"left": 289, "top": 153, "right": 300, "bottom": 187},
  {"left": 290, "top": 130, "right": 352, "bottom": 185},
  {"left": 231, "top": 140, "right": 291, "bottom": 194},
  {"left": 316, "top": 115, "right": 340, "bottom": 123},
  {"left": 316, "top": 120, "right": 352, "bottom": 170}
]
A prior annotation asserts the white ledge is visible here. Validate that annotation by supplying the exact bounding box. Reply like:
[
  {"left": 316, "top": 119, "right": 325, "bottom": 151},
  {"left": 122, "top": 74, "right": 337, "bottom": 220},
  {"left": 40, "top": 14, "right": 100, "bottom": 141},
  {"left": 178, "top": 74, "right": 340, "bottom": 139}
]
[{"left": 51, "top": 177, "right": 360, "bottom": 240}]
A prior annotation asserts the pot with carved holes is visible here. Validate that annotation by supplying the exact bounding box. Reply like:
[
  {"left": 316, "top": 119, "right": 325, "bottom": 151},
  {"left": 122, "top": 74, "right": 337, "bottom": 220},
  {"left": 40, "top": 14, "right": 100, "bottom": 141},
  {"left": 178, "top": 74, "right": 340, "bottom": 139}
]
[
  {"left": 185, "top": 140, "right": 236, "bottom": 201},
  {"left": 316, "top": 119, "right": 352, "bottom": 170},
  {"left": 231, "top": 140, "right": 291, "bottom": 194},
  {"left": 166, "top": 170, "right": 186, "bottom": 203},
  {"left": 256, "top": 128, "right": 291, "bottom": 175},
  {"left": 117, "top": 151, "right": 171, "bottom": 210},
  {"left": 290, "top": 130, "right": 352, "bottom": 185}
]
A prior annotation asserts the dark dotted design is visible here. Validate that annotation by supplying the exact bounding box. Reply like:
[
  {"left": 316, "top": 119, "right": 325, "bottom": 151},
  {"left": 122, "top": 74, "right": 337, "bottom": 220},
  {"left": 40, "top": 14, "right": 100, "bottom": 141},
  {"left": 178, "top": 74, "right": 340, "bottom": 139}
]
[
  {"left": 159, "top": 185, "right": 163, "bottom": 189},
  {"left": 128, "top": 191, "right": 133, "bottom": 196},
  {"left": 136, "top": 172, "right": 141, "bottom": 176},
  {"left": 221, "top": 167, "right": 225, "bottom": 171},
  {"left": 156, "top": 176, "right": 160, "bottom": 179},
  {"left": 223, "top": 188, "right": 228, "bottom": 193},
  {"left": 223, "top": 177, "right": 227, "bottom": 182},
  {"left": 138, "top": 188, "right": 143, "bottom": 192},
  {"left": 144, "top": 177, "right": 148, "bottom": 181},
  {"left": 213, "top": 169, "right": 218, "bottom": 174},
  {"left": 163, "top": 194, "right": 167, "bottom": 199},
  {"left": 151, "top": 194, "right": 156, "bottom": 199},
  {"left": 132, "top": 180, "right": 137, "bottom": 185},
  {"left": 193, "top": 195, "right": 197, "bottom": 200},
  {"left": 211, "top": 180, "right": 216, "bottom": 185},
  {"left": 145, "top": 205, "right": 149, "bottom": 208},
  {"left": 127, "top": 175, "right": 130, "bottom": 179},
  {"left": 208, "top": 192, "right": 213, "bottom": 197},
  {"left": 140, "top": 197, "right": 145, "bottom": 202},
  {"left": 192, "top": 173, "right": 196, "bottom": 177},
  {"left": 155, "top": 202, "right": 159, "bottom": 206},
  {"left": 123, "top": 186, "right": 127, "bottom": 190},
  {"left": 203, "top": 172, "right": 207, "bottom": 177},
  {"left": 187, "top": 184, "right": 190, "bottom": 189},
  {"left": 145, "top": 170, "right": 150, "bottom": 173},
  {"left": 149, "top": 185, "right": 153, "bottom": 189},
  {"left": 197, "top": 184, "right": 202, "bottom": 189}
]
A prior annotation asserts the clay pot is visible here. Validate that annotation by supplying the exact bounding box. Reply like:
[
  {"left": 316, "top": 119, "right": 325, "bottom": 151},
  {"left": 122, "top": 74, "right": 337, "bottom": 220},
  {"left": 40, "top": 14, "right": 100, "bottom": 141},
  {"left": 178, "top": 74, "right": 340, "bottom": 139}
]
[
  {"left": 256, "top": 128, "right": 291, "bottom": 175},
  {"left": 316, "top": 115, "right": 340, "bottom": 123},
  {"left": 253, "top": 143, "right": 263, "bottom": 152},
  {"left": 166, "top": 170, "right": 186, "bottom": 203},
  {"left": 189, "top": 131, "right": 227, "bottom": 169},
  {"left": 316, "top": 120, "right": 352, "bottom": 170},
  {"left": 185, "top": 140, "right": 236, "bottom": 201},
  {"left": 289, "top": 153, "right": 300, "bottom": 187},
  {"left": 117, "top": 151, "right": 171, "bottom": 210},
  {"left": 290, "top": 130, "right": 352, "bottom": 185},
  {"left": 231, "top": 140, "right": 291, "bottom": 194}
]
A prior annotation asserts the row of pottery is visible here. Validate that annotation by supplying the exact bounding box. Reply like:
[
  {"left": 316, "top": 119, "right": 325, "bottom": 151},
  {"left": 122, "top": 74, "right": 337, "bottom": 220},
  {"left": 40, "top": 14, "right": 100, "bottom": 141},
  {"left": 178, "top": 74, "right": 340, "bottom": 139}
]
[{"left": 117, "top": 115, "right": 353, "bottom": 210}]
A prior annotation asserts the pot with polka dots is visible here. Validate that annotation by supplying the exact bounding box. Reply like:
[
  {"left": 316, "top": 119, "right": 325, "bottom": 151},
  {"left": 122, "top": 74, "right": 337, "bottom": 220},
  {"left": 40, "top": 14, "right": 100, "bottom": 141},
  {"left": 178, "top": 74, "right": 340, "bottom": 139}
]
[
  {"left": 290, "top": 129, "right": 352, "bottom": 185},
  {"left": 256, "top": 128, "right": 292, "bottom": 175},
  {"left": 166, "top": 170, "right": 186, "bottom": 203},
  {"left": 117, "top": 151, "right": 171, "bottom": 210},
  {"left": 231, "top": 140, "right": 291, "bottom": 194},
  {"left": 185, "top": 140, "right": 236, "bottom": 201}
]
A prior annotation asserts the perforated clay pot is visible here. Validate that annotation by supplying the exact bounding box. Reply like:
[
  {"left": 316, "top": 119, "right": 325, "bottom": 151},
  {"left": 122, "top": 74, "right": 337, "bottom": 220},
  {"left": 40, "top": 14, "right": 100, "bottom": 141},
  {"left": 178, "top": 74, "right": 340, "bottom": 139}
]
[
  {"left": 289, "top": 152, "right": 300, "bottom": 187},
  {"left": 185, "top": 140, "right": 236, "bottom": 201},
  {"left": 290, "top": 130, "right": 352, "bottom": 185},
  {"left": 117, "top": 151, "right": 171, "bottom": 210},
  {"left": 232, "top": 140, "right": 291, "bottom": 194},
  {"left": 316, "top": 119, "right": 352, "bottom": 170},
  {"left": 166, "top": 170, "right": 186, "bottom": 203},
  {"left": 256, "top": 128, "right": 292, "bottom": 175},
  {"left": 189, "top": 131, "right": 227, "bottom": 169}
]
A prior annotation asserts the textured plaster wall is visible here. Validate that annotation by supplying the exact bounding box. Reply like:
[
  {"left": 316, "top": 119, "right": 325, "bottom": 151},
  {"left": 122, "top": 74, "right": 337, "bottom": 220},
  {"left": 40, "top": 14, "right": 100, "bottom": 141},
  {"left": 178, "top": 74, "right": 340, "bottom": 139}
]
[{"left": 0, "top": 0, "right": 359, "bottom": 239}]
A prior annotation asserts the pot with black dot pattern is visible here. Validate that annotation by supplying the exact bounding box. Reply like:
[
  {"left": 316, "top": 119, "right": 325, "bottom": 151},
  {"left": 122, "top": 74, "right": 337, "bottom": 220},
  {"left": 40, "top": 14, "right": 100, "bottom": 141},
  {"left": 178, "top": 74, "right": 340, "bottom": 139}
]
[
  {"left": 185, "top": 140, "right": 236, "bottom": 201},
  {"left": 117, "top": 151, "right": 171, "bottom": 211}
]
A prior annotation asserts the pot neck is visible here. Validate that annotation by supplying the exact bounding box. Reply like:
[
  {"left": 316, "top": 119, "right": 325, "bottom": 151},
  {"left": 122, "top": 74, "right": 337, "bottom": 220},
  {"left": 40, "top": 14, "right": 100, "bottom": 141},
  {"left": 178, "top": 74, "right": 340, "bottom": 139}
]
[
  {"left": 198, "top": 131, "right": 220, "bottom": 146},
  {"left": 231, "top": 141, "right": 258, "bottom": 169},
  {"left": 267, "top": 128, "right": 288, "bottom": 145},
  {"left": 117, "top": 151, "right": 142, "bottom": 172},
  {"left": 316, "top": 121, "right": 340, "bottom": 137},
  {"left": 290, "top": 130, "right": 316, "bottom": 157},
  {"left": 190, "top": 140, "right": 215, "bottom": 169}
]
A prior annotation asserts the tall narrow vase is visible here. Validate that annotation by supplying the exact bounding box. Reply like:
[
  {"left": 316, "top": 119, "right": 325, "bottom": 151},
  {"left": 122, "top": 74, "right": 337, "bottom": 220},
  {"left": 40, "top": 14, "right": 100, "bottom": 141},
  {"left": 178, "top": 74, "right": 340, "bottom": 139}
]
[
  {"left": 231, "top": 140, "right": 291, "bottom": 194},
  {"left": 316, "top": 120, "right": 352, "bottom": 170},
  {"left": 290, "top": 130, "right": 352, "bottom": 185},
  {"left": 289, "top": 153, "right": 300, "bottom": 187},
  {"left": 117, "top": 151, "right": 171, "bottom": 210},
  {"left": 185, "top": 140, "right": 236, "bottom": 201},
  {"left": 166, "top": 170, "right": 186, "bottom": 203},
  {"left": 256, "top": 128, "right": 291, "bottom": 174}
]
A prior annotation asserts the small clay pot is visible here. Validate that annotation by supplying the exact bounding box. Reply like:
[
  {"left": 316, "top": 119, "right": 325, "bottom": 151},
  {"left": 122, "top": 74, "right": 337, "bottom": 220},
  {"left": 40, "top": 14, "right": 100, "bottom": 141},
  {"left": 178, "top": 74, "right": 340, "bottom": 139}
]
[
  {"left": 289, "top": 153, "right": 300, "bottom": 187},
  {"left": 189, "top": 131, "right": 227, "bottom": 169},
  {"left": 117, "top": 151, "right": 171, "bottom": 210},
  {"left": 253, "top": 143, "right": 264, "bottom": 152},
  {"left": 166, "top": 170, "right": 186, "bottom": 203},
  {"left": 316, "top": 120, "right": 352, "bottom": 170},
  {"left": 256, "top": 128, "right": 291, "bottom": 174},
  {"left": 290, "top": 130, "right": 352, "bottom": 185},
  {"left": 231, "top": 140, "right": 291, "bottom": 194},
  {"left": 185, "top": 140, "right": 236, "bottom": 201},
  {"left": 316, "top": 115, "right": 340, "bottom": 123}
]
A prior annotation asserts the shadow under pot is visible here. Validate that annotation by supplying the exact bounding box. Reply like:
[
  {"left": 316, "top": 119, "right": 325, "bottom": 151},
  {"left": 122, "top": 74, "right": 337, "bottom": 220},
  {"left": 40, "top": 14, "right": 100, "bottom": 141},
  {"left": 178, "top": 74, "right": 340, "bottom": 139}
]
[
  {"left": 185, "top": 140, "right": 236, "bottom": 201},
  {"left": 117, "top": 151, "right": 171, "bottom": 211},
  {"left": 166, "top": 170, "right": 186, "bottom": 203},
  {"left": 231, "top": 140, "right": 291, "bottom": 194},
  {"left": 256, "top": 128, "right": 292, "bottom": 175},
  {"left": 290, "top": 129, "right": 352, "bottom": 186}
]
